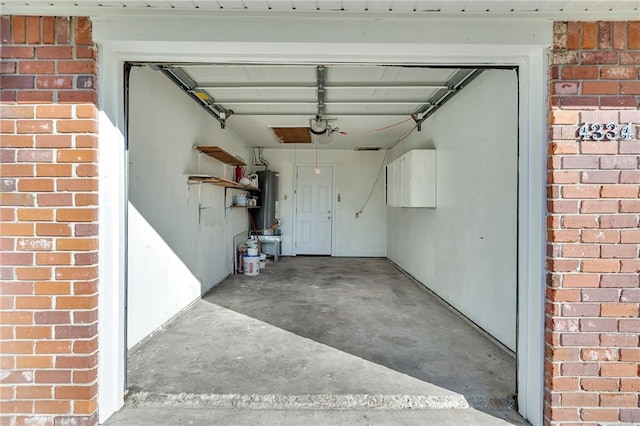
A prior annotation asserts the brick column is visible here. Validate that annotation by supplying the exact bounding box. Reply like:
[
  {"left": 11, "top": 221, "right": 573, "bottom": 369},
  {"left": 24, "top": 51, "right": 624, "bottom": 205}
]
[
  {"left": 0, "top": 16, "right": 99, "bottom": 425},
  {"left": 546, "top": 21, "right": 639, "bottom": 425}
]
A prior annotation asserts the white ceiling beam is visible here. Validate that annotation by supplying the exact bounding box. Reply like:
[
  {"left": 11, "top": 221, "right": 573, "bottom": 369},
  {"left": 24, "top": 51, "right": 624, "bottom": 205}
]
[
  {"left": 230, "top": 111, "right": 412, "bottom": 115},
  {"left": 196, "top": 84, "right": 449, "bottom": 89},
  {"left": 199, "top": 85, "right": 316, "bottom": 89},
  {"left": 181, "top": 64, "right": 316, "bottom": 68},
  {"left": 213, "top": 99, "right": 430, "bottom": 104}
]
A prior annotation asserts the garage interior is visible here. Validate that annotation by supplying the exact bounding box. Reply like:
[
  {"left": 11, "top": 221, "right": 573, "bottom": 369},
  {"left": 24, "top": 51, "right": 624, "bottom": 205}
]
[{"left": 123, "top": 63, "right": 520, "bottom": 422}]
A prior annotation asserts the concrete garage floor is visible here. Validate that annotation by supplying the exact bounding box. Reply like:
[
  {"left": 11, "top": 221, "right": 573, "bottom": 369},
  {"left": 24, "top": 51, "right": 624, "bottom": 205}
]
[{"left": 108, "top": 257, "right": 527, "bottom": 425}]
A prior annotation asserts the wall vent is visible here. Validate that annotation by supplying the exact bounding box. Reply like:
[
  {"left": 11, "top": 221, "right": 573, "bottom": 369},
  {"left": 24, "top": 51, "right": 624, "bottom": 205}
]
[{"left": 354, "top": 147, "right": 383, "bottom": 151}]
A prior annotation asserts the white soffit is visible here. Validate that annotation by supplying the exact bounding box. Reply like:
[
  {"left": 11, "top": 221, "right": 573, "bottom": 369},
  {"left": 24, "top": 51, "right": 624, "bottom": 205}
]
[{"left": 1, "top": 0, "right": 638, "bottom": 17}]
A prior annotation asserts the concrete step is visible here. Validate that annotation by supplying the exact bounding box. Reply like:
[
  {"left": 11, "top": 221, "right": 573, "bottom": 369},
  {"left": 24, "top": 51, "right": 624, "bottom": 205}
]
[
  {"left": 104, "top": 405, "right": 527, "bottom": 426},
  {"left": 126, "top": 390, "right": 516, "bottom": 411},
  {"left": 113, "top": 391, "right": 528, "bottom": 425}
]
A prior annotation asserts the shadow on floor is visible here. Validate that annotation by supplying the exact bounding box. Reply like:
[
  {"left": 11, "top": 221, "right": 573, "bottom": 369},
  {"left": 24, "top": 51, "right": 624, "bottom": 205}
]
[
  {"left": 202, "top": 257, "right": 523, "bottom": 421},
  {"left": 126, "top": 257, "right": 527, "bottom": 425}
]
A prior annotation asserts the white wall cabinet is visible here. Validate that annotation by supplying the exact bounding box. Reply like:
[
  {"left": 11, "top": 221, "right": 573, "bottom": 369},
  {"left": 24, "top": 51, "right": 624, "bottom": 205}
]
[{"left": 386, "top": 150, "right": 436, "bottom": 208}]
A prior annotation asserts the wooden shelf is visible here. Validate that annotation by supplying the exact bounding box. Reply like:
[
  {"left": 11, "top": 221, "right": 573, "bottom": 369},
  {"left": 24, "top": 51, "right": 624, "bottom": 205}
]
[
  {"left": 188, "top": 175, "right": 260, "bottom": 192},
  {"left": 196, "top": 146, "right": 246, "bottom": 166}
]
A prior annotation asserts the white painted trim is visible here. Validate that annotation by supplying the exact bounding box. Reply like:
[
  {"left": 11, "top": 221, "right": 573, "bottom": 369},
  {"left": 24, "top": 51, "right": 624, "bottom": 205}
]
[
  {"left": 515, "top": 48, "right": 548, "bottom": 426},
  {"left": 292, "top": 162, "right": 337, "bottom": 256},
  {"left": 95, "top": 18, "right": 549, "bottom": 425},
  {"left": 97, "top": 47, "right": 127, "bottom": 424}
]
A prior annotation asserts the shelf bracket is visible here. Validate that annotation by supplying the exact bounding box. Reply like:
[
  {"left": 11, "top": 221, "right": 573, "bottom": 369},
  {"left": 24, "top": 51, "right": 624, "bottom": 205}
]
[{"left": 198, "top": 203, "right": 212, "bottom": 224}]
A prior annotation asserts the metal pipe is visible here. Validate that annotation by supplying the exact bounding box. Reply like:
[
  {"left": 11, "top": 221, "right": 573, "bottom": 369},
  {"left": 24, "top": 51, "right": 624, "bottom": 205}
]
[
  {"left": 229, "top": 111, "right": 412, "bottom": 116},
  {"left": 258, "top": 147, "right": 269, "bottom": 171}
]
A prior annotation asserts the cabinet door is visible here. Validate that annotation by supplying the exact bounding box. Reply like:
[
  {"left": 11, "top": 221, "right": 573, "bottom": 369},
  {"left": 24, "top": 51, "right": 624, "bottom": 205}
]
[
  {"left": 408, "top": 150, "right": 437, "bottom": 208},
  {"left": 405, "top": 151, "right": 415, "bottom": 206},
  {"left": 393, "top": 158, "right": 403, "bottom": 207},
  {"left": 400, "top": 154, "right": 412, "bottom": 207}
]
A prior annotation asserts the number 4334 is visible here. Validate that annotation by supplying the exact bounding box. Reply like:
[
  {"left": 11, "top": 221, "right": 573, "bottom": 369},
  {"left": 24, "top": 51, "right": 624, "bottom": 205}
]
[{"left": 578, "top": 123, "right": 635, "bottom": 141}]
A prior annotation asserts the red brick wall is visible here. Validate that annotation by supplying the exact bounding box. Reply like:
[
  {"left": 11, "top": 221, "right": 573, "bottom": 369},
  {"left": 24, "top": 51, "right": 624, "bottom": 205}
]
[
  {"left": 0, "top": 16, "right": 99, "bottom": 425},
  {"left": 547, "top": 21, "right": 640, "bottom": 425},
  {"left": 1, "top": 14, "right": 638, "bottom": 426}
]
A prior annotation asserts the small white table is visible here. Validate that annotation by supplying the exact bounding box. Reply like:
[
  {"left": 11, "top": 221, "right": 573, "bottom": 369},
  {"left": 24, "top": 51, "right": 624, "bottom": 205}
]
[{"left": 257, "top": 235, "right": 282, "bottom": 262}]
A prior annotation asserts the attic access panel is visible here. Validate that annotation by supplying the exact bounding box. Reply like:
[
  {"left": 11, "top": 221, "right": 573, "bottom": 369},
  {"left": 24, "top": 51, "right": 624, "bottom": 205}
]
[
  {"left": 154, "top": 64, "right": 483, "bottom": 128},
  {"left": 271, "top": 127, "right": 313, "bottom": 144}
]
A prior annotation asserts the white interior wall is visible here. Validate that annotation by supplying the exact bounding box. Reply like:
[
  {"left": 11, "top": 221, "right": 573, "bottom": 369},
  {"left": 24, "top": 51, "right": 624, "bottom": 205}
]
[
  {"left": 258, "top": 149, "right": 387, "bottom": 257},
  {"left": 127, "top": 67, "right": 250, "bottom": 348},
  {"left": 387, "top": 70, "right": 518, "bottom": 350}
]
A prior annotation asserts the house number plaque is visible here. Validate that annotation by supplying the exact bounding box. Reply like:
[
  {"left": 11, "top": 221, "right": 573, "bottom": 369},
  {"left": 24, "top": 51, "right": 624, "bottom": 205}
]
[{"left": 578, "top": 123, "right": 635, "bottom": 141}]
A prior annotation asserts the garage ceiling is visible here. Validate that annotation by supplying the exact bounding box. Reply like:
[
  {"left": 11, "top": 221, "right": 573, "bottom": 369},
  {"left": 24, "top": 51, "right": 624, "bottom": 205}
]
[{"left": 151, "top": 63, "right": 483, "bottom": 149}]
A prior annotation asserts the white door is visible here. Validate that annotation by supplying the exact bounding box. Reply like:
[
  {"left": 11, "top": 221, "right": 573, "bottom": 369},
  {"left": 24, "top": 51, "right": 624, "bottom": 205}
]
[{"left": 295, "top": 165, "right": 333, "bottom": 255}]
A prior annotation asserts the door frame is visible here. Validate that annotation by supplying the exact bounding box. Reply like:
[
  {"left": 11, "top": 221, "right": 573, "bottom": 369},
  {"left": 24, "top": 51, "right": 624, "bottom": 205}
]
[
  {"left": 95, "top": 16, "right": 549, "bottom": 425},
  {"left": 293, "top": 162, "right": 337, "bottom": 256}
]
